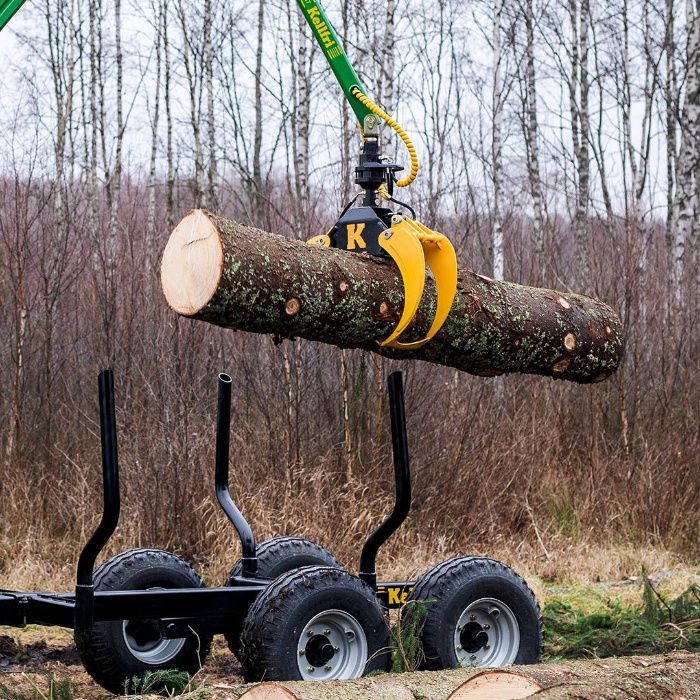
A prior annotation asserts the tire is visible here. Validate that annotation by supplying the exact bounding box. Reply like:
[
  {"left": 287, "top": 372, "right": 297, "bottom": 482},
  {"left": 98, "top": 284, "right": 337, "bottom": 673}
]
[
  {"left": 224, "top": 537, "right": 341, "bottom": 656},
  {"left": 405, "top": 556, "right": 543, "bottom": 671},
  {"left": 239, "top": 566, "right": 391, "bottom": 682},
  {"left": 75, "top": 548, "right": 213, "bottom": 694}
]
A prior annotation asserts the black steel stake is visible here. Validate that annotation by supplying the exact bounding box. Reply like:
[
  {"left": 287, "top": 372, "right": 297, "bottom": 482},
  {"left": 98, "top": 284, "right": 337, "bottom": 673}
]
[
  {"left": 216, "top": 373, "right": 257, "bottom": 577},
  {"left": 359, "top": 371, "right": 412, "bottom": 588},
  {"left": 75, "top": 369, "right": 122, "bottom": 640}
]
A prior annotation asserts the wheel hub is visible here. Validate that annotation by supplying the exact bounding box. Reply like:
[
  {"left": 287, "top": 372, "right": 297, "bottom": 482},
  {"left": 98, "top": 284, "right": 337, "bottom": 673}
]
[
  {"left": 459, "top": 621, "right": 489, "bottom": 654},
  {"left": 297, "top": 609, "right": 368, "bottom": 681},
  {"left": 124, "top": 619, "right": 162, "bottom": 650},
  {"left": 121, "top": 587, "right": 186, "bottom": 664},
  {"left": 453, "top": 597, "right": 520, "bottom": 668},
  {"left": 305, "top": 634, "right": 336, "bottom": 667}
]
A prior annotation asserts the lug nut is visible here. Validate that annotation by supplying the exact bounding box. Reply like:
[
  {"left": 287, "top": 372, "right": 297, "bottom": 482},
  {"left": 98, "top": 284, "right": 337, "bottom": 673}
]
[
  {"left": 456, "top": 645, "right": 462, "bottom": 651},
  {"left": 470, "top": 655, "right": 477, "bottom": 661},
  {"left": 323, "top": 629, "right": 331, "bottom": 635},
  {"left": 299, "top": 650, "right": 305, "bottom": 656},
  {"left": 324, "top": 665, "right": 332, "bottom": 671},
  {"left": 334, "top": 646, "right": 340, "bottom": 652},
  {"left": 470, "top": 614, "right": 476, "bottom": 621},
  {"left": 307, "top": 666, "right": 314, "bottom": 672},
  {"left": 307, "top": 630, "right": 314, "bottom": 637},
  {"left": 485, "top": 644, "right": 491, "bottom": 650},
  {"left": 483, "top": 624, "right": 490, "bottom": 630}
]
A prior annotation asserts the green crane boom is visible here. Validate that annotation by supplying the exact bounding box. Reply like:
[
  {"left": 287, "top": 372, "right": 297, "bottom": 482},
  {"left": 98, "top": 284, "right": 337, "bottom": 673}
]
[
  {"left": 0, "top": 0, "right": 26, "bottom": 30},
  {"left": 294, "top": 0, "right": 372, "bottom": 125}
]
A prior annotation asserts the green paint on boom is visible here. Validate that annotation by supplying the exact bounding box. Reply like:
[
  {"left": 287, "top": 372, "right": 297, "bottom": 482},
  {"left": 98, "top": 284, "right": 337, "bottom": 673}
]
[
  {"left": 295, "top": 0, "right": 372, "bottom": 125},
  {"left": 0, "top": 0, "right": 27, "bottom": 31}
]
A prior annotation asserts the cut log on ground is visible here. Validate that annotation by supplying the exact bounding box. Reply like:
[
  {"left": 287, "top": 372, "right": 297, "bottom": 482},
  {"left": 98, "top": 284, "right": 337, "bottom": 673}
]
[
  {"left": 161, "top": 210, "right": 624, "bottom": 383},
  {"left": 232, "top": 652, "right": 700, "bottom": 699}
]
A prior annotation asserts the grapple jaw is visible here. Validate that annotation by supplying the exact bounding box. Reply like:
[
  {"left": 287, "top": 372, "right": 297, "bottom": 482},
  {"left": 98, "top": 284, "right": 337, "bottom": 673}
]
[
  {"left": 307, "top": 127, "right": 457, "bottom": 349},
  {"left": 309, "top": 207, "right": 457, "bottom": 349},
  {"left": 378, "top": 216, "right": 457, "bottom": 349}
]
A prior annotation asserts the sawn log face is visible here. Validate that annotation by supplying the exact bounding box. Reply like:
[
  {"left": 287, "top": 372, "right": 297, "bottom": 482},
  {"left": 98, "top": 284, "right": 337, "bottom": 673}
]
[{"left": 161, "top": 210, "right": 624, "bottom": 384}]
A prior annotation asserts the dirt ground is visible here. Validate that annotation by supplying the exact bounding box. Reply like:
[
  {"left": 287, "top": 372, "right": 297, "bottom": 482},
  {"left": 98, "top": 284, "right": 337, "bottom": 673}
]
[{"left": 0, "top": 626, "right": 243, "bottom": 699}]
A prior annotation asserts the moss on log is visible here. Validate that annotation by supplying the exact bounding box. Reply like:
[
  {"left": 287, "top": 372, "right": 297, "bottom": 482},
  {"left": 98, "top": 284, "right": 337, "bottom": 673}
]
[
  {"left": 161, "top": 210, "right": 624, "bottom": 383},
  {"left": 229, "top": 652, "right": 700, "bottom": 699}
]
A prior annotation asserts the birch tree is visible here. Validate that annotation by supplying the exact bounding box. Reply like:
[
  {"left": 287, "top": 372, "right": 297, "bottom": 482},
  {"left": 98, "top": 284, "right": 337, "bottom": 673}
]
[
  {"left": 492, "top": 0, "right": 505, "bottom": 281},
  {"left": 521, "top": 0, "right": 546, "bottom": 280},
  {"left": 146, "top": 0, "right": 164, "bottom": 244},
  {"left": 204, "top": 0, "right": 217, "bottom": 209},
  {"left": 252, "top": 0, "right": 264, "bottom": 224},
  {"left": 569, "top": 0, "right": 591, "bottom": 282},
  {"left": 671, "top": 1, "right": 700, "bottom": 301}
]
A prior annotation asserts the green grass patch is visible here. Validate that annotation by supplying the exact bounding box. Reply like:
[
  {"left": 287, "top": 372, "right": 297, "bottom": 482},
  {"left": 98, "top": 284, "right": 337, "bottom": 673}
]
[
  {"left": 390, "top": 599, "right": 432, "bottom": 673},
  {"left": 544, "top": 576, "right": 700, "bottom": 659},
  {"left": 123, "top": 669, "right": 196, "bottom": 696}
]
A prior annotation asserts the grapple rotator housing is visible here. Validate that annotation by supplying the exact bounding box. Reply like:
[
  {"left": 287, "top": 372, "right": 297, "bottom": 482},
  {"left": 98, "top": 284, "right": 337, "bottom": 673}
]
[{"left": 327, "top": 135, "right": 403, "bottom": 256}]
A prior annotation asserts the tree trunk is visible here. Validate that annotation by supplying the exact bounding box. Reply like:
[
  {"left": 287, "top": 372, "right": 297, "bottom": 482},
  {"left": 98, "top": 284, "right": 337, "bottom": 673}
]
[
  {"left": 671, "top": 3, "right": 699, "bottom": 303},
  {"left": 491, "top": 0, "right": 504, "bottom": 282},
  {"left": 161, "top": 210, "right": 623, "bottom": 384},
  {"left": 523, "top": 0, "right": 546, "bottom": 281},
  {"left": 232, "top": 652, "right": 700, "bottom": 699}
]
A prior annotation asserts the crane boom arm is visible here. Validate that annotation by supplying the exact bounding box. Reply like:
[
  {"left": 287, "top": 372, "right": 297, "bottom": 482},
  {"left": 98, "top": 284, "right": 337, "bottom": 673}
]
[
  {"left": 294, "top": 0, "right": 372, "bottom": 126},
  {"left": 0, "top": 0, "right": 27, "bottom": 31}
]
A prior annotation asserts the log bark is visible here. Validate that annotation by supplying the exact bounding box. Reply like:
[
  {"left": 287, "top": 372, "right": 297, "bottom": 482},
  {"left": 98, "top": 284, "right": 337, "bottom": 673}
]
[
  {"left": 161, "top": 210, "right": 624, "bottom": 384},
  {"left": 229, "top": 652, "right": 700, "bottom": 699}
]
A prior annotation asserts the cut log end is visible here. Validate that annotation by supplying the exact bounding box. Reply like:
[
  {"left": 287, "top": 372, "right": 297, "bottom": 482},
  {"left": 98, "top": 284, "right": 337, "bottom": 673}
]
[
  {"left": 448, "top": 671, "right": 543, "bottom": 699},
  {"left": 240, "top": 683, "right": 300, "bottom": 699},
  {"left": 161, "top": 209, "right": 223, "bottom": 316}
]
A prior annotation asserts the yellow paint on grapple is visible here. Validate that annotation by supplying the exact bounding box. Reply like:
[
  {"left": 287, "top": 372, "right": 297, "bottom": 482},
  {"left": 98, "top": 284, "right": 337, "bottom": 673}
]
[{"left": 379, "top": 217, "right": 457, "bottom": 349}]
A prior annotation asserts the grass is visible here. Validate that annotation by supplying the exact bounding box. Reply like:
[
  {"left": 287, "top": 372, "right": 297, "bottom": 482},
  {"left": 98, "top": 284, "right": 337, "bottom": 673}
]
[
  {"left": 544, "top": 575, "right": 700, "bottom": 659},
  {"left": 390, "top": 599, "right": 432, "bottom": 673},
  {"left": 122, "top": 669, "right": 196, "bottom": 696},
  {"left": 0, "top": 675, "right": 77, "bottom": 700}
]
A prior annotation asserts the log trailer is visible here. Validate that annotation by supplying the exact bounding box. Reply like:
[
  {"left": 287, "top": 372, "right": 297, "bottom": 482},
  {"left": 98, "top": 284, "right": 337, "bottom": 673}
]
[{"left": 0, "top": 370, "right": 542, "bottom": 693}]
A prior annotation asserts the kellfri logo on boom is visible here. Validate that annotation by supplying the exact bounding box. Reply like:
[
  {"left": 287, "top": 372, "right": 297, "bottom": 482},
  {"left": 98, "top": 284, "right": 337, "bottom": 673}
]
[{"left": 302, "top": 2, "right": 338, "bottom": 55}]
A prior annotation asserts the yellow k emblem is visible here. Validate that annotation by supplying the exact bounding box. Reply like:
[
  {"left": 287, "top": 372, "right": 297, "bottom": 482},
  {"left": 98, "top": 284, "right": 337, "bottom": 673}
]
[{"left": 346, "top": 223, "right": 366, "bottom": 250}]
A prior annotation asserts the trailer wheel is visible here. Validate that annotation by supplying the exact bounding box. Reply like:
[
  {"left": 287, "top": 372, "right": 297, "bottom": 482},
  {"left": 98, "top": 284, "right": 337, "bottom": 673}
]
[
  {"left": 224, "top": 537, "right": 341, "bottom": 656},
  {"left": 239, "top": 566, "right": 390, "bottom": 682},
  {"left": 405, "top": 556, "right": 542, "bottom": 670},
  {"left": 75, "top": 548, "right": 212, "bottom": 694}
]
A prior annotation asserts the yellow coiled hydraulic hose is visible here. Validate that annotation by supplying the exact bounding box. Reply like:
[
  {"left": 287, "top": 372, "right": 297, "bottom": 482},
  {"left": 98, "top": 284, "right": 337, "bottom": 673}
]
[{"left": 351, "top": 87, "right": 419, "bottom": 189}]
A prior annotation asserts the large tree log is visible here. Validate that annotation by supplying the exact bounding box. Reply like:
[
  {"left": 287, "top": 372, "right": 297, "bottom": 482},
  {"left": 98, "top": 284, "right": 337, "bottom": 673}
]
[
  {"left": 227, "top": 652, "right": 700, "bottom": 699},
  {"left": 161, "top": 210, "right": 624, "bottom": 383}
]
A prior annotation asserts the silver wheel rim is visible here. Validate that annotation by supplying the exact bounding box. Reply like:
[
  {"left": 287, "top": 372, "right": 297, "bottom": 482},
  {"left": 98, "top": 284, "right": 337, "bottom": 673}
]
[
  {"left": 297, "top": 609, "right": 368, "bottom": 680},
  {"left": 454, "top": 597, "right": 520, "bottom": 668},
  {"left": 122, "top": 588, "right": 186, "bottom": 665}
]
